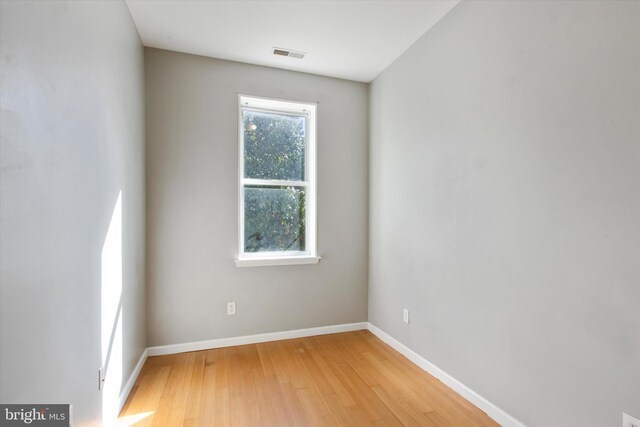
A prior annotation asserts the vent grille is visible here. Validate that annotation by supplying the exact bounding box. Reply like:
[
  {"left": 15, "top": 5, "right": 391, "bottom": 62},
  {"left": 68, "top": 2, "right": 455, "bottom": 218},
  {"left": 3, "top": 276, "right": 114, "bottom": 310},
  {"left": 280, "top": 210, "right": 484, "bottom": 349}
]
[{"left": 273, "top": 47, "right": 305, "bottom": 59}]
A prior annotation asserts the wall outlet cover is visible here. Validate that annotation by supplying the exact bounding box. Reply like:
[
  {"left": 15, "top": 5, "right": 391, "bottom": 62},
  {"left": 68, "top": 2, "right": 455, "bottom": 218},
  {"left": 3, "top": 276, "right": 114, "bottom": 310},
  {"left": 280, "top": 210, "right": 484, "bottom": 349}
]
[
  {"left": 403, "top": 309, "right": 410, "bottom": 324},
  {"left": 227, "top": 301, "right": 236, "bottom": 315}
]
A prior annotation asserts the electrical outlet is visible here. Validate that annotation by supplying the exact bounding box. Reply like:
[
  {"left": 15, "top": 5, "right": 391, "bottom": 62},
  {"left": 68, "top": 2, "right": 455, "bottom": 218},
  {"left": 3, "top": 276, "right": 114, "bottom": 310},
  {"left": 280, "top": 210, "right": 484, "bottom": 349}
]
[
  {"left": 624, "top": 413, "right": 640, "bottom": 427},
  {"left": 98, "top": 368, "right": 105, "bottom": 391},
  {"left": 227, "top": 301, "right": 236, "bottom": 315},
  {"left": 403, "top": 309, "right": 410, "bottom": 324}
]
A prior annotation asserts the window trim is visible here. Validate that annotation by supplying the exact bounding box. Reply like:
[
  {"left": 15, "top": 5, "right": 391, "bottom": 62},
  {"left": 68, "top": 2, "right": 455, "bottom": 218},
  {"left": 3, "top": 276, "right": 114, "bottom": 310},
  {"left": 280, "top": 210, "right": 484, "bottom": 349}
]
[{"left": 235, "top": 94, "right": 319, "bottom": 267}]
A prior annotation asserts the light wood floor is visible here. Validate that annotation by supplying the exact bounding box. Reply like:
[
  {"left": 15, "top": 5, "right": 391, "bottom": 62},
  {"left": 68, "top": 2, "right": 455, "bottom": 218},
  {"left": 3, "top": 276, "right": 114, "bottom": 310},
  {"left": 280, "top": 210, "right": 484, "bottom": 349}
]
[{"left": 119, "top": 330, "right": 499, "bottom": 426}]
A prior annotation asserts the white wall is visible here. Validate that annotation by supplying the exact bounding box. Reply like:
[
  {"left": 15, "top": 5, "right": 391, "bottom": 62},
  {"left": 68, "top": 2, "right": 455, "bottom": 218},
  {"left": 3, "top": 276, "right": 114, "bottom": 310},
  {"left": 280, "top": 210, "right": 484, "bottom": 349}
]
[
  {"left": 0, "top": 1, "right": 146, "bottom": 425},
  {"left": 145, "top": 49, "right": 369, "bottom": 347},
  {"left": 369, "top": 1, "right": 640, "bottom": 426}
]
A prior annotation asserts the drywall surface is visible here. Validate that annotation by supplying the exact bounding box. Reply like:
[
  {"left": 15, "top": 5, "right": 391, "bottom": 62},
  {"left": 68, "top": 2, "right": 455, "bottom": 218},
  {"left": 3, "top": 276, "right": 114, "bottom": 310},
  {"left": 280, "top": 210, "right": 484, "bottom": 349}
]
[
  {"left": 369, "top": 1, "right": 640, "bottom": 426},
  {"left": 0, "top": 1, "right": 145, "bottom": 424},
  {"left": 145, "top": 49, "right": 368, "bottom": 346}
]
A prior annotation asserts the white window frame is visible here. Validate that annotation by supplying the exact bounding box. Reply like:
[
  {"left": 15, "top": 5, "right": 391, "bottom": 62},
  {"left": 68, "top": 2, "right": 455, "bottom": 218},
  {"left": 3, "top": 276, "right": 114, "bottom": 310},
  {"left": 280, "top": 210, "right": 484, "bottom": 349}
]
[{"left": 235, "top": 94, "right": 320, "bottom": 267}]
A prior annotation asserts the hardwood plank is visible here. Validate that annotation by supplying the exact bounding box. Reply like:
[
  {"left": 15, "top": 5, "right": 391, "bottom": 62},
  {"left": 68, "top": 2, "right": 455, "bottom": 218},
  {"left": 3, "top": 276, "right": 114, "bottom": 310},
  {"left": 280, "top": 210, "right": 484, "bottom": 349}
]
[
  {"left": 251, "top": 364, "right": 294, "bottom": 425},
  {"left": 182, "top": 352, "right": 205, "bottom": 426},
  {"left": 229, "top": 345, "right": 262, "bottom": 426},
  {"left": 278, "top": 379, "right": 311, "bottom": 426},
  {"left": 195, "top": 350, "right": 217, "bottom": 426},
  {"left": 370, "top": 384, "right": 437, "bottom": 427},
  {"left": 152, "top": 353, "right": 196, "bottom": 427},
  {"left": 296, "top": 387, "right": 326, "bottom": 425},
  {"left": 120, "top": 331, "right": 500, "bottom": 427},
  {"left": 328, "top": 360, "right": 403, "bottom": 425},
  {"left": 119, "top": 365, "right": 170, "bottom": 427}
]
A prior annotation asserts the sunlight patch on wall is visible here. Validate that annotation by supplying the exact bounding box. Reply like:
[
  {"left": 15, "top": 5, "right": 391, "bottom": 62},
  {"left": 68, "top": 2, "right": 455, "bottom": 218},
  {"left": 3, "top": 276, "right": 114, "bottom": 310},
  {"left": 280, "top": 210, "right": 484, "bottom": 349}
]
[{"left": 101, "top": 192, "right": 124, "bottom": 425}]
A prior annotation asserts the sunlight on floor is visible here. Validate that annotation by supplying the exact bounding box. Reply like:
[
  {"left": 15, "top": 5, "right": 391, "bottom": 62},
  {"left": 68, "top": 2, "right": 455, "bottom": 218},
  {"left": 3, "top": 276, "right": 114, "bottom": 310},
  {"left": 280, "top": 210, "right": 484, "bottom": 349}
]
[{"left": 117, "top": 411, "right": 154, "bottom": 427}]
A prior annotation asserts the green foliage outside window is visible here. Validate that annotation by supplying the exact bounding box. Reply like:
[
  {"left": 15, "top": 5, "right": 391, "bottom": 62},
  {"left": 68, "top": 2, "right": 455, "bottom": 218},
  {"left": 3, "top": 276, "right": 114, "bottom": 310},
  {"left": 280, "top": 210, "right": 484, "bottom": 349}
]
[
  {"left": 243, "top": 110, "right": 307, "bottom": 252},
  {"left": 244, "top": 111, "right": 305, "bottom": 180}
]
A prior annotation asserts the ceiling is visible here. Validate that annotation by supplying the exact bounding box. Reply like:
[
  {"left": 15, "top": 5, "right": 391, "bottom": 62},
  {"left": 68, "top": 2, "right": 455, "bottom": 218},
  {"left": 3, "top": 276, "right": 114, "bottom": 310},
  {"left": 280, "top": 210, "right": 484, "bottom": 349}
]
[{"left": 125, "top": 0, "right": 460, "bottom": 83}]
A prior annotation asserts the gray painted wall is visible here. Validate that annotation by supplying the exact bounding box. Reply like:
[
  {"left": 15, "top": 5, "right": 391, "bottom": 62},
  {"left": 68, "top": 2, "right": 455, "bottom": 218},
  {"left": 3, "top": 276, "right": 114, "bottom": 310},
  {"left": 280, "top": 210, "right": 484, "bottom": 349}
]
[
  {"left": 145, "top": 49, "right": 368, "bottom": 347},
  {"left": 0, "top": 1, "right": 146, "bottom": 425},
  {"left": 369, "top": 1, "right": 640, "bottom": 426}
]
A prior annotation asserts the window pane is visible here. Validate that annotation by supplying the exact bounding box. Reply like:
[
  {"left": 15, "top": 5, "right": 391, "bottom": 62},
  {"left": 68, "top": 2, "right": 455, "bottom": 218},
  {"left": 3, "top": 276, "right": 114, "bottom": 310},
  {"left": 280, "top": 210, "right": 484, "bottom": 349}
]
[
  {"left": 243, "top": 110, "right": 306, "bottom": 181},
  {"left": 244, "top": 186, "right": 306, "bottom": 253}
]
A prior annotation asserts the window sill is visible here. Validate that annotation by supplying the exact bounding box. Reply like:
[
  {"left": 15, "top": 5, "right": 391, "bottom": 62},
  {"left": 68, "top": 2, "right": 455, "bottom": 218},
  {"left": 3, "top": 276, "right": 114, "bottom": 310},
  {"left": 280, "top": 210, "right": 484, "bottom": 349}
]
[{"left": 235, "top": 256, "right": 321, "bottom": 268}]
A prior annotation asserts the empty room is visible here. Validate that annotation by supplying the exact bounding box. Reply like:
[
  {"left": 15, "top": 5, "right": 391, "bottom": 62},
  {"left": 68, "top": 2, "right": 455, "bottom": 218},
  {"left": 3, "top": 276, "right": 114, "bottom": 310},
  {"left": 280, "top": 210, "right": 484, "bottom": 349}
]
[{"left": 1, "top": 0, "right": 638, "bottom": 426}]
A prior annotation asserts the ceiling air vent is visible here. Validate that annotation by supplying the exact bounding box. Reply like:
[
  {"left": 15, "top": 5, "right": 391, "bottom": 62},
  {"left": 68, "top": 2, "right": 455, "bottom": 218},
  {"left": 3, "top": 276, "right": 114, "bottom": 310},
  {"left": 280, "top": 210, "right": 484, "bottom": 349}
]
[{"left": 273, "top": 47, "right": 305, "bottom": 59}]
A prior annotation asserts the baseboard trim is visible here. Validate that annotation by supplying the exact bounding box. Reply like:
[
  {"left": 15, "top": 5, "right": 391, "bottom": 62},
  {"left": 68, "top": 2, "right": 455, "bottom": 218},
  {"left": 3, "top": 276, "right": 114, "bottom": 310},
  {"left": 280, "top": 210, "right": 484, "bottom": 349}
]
[
  {"left": 146, "top": 322, "right": 369, "bottom": 357},
  {"left": 367, "top": 323, "right": 526, "bottom": 427},
  {"left": 118, "top": 348, "right": 148, "bottom": 412}
]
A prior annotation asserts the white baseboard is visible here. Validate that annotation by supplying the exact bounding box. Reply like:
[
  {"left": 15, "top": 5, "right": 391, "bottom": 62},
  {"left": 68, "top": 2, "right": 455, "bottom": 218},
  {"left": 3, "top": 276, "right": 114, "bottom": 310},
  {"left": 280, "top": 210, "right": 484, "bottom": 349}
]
[
  {"left": 118, "top": 348, "right": 148, "bottom": 413},
  {"left": 146, "top": 322, "right": 369, "bottom": 357},
  {"left": 367, "top": 323, "right": 526, "bottom": 427}
]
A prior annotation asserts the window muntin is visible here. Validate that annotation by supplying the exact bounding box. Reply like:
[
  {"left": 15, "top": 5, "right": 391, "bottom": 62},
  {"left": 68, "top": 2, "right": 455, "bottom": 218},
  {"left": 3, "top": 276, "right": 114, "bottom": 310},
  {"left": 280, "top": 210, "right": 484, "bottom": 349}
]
[{"left": 238, "top": 95, "right": 317, "bottom": 264}]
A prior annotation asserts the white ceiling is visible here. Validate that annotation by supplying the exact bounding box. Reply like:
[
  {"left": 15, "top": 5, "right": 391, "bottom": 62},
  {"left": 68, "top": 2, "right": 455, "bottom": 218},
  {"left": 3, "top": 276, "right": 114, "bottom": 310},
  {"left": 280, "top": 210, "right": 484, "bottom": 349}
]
[{"left": 125, "top": 0, "right": 460, "bottom": 83}]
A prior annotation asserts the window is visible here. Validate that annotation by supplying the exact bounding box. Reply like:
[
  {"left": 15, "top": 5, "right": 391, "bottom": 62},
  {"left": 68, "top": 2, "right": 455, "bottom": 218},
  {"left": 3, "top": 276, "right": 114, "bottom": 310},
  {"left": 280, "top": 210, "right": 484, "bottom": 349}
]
[{"left": 236, "top": 95, "right": 319, "bottom": 267}]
